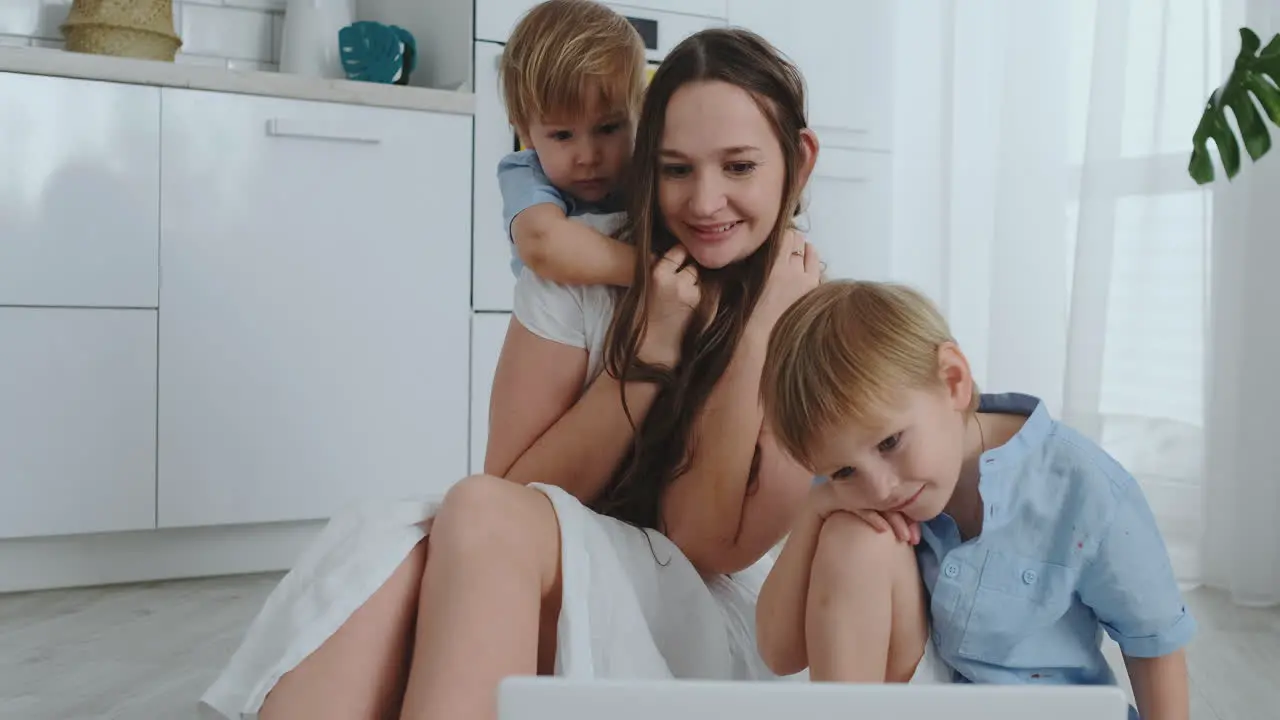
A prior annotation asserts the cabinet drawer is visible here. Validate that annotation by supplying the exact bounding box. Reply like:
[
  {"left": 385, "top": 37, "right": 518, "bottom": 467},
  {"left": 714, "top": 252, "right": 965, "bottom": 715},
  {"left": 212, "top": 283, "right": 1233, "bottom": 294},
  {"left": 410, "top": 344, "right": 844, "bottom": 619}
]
[
  {"left": 0, "top": 308, "right": 157, "bottom": 539},
  {"left": 0, "top": 73, "right": 160, "bottom": 308},
  {"left": 158, "top": 89, "right": 472, "bottom": 527},
  {"left": 801, "top": 148, "right": 893, "bottom": 281}
]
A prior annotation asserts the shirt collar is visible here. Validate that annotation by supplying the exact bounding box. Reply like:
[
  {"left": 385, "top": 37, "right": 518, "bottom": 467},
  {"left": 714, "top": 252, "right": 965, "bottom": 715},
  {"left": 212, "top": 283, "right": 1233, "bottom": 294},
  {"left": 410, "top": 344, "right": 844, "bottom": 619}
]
[{"left": 926, "top": 392, "right": 1055, "bottom": 535}]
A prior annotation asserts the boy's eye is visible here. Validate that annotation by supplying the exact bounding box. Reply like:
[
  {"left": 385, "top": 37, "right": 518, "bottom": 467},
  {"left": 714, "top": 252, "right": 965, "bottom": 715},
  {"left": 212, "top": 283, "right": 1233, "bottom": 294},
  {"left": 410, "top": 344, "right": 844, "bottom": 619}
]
[
  {"left": 725, "top": 161, "right": 756, "bottom": 175},
  {"left": 830, "top": 466, "right": 855, "bottom": 480},
  {"left": 598, "top": 122, "right": 622, "bottom": 135},
  {"left": 550, "top": 130, "right": 573, "bottom": 141},
  {"left": 877, "top": 433, "right": 902, "bottom": 453},
  {"left": 660, "top": 164, "right": 692, "bottom": 178}
]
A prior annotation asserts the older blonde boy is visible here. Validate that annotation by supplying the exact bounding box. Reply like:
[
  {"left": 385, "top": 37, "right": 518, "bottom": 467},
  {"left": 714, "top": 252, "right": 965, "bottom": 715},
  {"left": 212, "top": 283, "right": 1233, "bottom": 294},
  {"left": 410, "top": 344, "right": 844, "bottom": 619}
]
[{"left": 498, "top": 0, "right": 647, "bottom": 287}]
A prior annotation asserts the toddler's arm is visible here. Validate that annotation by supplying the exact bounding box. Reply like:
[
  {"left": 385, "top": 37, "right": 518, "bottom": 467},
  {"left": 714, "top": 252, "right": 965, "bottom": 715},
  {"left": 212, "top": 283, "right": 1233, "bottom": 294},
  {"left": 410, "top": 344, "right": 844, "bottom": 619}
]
[
  {"left": 498, "top": 152, "right": 635, "bottom": 287},
  {"left": 1076, "top": 470, "right": 1195, "bottom": 720},
  {"left": 511, "top": 204, "right": 636, "bottom": 287}
]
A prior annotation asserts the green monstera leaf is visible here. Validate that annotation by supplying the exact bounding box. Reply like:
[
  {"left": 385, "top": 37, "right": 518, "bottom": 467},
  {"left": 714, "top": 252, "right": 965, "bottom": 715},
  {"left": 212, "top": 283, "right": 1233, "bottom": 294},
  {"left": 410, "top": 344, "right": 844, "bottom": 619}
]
[{"left": 1190, "top": 27, "right": 1280, "bottom": 185}]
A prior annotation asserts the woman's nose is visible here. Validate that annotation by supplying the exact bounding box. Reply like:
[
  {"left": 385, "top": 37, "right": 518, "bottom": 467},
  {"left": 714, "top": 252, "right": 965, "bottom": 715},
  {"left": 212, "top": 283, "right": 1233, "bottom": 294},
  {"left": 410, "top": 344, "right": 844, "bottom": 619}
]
[{"left": 688, "top": 175, "right": 726, "bottom": 216}]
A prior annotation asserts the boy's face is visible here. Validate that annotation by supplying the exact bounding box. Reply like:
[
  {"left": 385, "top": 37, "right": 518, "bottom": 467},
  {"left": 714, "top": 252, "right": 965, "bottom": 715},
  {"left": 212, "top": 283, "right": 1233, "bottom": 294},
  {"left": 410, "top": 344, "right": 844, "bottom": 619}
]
[
  {"left": 803, "top": 349, "right": 975, "bottom": 523},
  {"left": 520, "top": 97, "right": 633, "bottom": 204}
]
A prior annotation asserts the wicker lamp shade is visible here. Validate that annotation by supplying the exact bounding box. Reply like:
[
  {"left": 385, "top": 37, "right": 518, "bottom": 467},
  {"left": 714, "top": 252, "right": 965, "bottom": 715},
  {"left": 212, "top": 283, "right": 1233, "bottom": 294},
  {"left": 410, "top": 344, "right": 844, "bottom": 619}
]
[{"left": 61, "top": 0, "right": 183, "bottom": 62}]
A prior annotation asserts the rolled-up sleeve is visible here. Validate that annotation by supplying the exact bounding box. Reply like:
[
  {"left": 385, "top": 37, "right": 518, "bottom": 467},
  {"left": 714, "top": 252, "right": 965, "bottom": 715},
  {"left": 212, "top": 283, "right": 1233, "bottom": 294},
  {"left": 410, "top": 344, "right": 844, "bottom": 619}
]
[
  {"left": 1076, "top": 474, "right": 1197, "bottom": 658},
  {"left": 498, "top": 151, "right": 567, "bottom": 240}
]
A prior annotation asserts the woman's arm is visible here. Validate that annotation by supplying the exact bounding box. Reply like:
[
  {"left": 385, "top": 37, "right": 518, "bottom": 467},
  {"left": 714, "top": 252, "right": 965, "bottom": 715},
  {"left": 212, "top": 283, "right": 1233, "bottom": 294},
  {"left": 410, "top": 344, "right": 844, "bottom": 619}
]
[
  {"left": 485, "top": 316, "right": 661, "bottom": 504},
  {"left": 662, "top": 326, "right": 812, "bottom": 575}
]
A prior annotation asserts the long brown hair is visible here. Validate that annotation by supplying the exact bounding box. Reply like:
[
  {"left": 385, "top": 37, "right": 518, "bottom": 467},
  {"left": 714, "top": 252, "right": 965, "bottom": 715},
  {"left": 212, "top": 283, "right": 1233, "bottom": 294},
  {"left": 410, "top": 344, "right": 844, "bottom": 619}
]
[{"left": 591, "top": 28, "right": 810, "bottom": 532}]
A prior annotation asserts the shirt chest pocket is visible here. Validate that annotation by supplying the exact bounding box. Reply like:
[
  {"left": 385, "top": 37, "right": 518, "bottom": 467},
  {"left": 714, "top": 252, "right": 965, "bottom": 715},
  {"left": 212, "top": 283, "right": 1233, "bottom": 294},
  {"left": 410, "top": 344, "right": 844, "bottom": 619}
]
[{"left": 958, "top": 552, "right": 1078, "bottom": 663}]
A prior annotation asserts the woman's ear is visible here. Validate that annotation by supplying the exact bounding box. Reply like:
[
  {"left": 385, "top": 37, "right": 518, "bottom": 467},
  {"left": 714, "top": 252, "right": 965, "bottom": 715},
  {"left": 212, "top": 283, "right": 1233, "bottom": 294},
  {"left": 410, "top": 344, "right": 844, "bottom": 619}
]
[{"left": 797, "top": 128, "right": 820, "bottom": 188}]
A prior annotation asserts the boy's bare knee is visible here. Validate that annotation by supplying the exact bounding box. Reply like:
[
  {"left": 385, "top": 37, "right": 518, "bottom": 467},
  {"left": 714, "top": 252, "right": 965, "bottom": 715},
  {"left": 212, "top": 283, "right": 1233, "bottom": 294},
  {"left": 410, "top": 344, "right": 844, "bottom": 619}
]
[{"left": 812, "top": 512, "right": 910, "bottom": 582}]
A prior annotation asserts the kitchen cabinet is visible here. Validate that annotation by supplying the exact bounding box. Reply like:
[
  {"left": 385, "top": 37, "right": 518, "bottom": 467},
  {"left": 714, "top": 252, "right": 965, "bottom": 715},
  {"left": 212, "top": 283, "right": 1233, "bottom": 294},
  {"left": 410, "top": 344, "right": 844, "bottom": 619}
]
[
  {"left": 157, "top": 89, "right": 473, "bottom": 528},
  {"left": 472, "top": 40, "right": 517, "bottom": 313},
  {"left": 469, "top": 311, "right": 512, "bottom": 473},
  {"left": 0, "top": 308, "right": 157, "bottom": 539},
  {"left": 0, "top": 72, "right": 160, "bottom": 308},
  {"left": 801, "top": 148, "right": 893, "bottom": 282},
  {"left": 726, "top": 0, "right": 894, "bottom": 151}
]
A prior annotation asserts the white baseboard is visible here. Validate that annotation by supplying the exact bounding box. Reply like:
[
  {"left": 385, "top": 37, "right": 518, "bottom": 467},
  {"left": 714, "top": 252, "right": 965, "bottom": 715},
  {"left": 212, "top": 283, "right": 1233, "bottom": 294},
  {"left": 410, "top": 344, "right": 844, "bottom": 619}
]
[{"left": 0, "top": 520, "right": 326, "bottom": 594}]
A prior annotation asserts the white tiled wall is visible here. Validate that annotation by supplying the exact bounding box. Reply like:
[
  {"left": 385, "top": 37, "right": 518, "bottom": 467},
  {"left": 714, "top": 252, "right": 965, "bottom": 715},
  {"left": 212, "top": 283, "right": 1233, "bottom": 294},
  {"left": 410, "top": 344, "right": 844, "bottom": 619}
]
[{"left": 0, "top": 0, "right": 285, "bottom": 72}]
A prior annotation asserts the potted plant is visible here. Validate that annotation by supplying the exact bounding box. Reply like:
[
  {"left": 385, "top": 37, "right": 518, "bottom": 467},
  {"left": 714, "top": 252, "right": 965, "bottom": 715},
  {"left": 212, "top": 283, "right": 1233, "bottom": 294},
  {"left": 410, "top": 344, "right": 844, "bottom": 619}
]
[{"left": 1190, "top": 27, "right": 1280, "bottom": 184}]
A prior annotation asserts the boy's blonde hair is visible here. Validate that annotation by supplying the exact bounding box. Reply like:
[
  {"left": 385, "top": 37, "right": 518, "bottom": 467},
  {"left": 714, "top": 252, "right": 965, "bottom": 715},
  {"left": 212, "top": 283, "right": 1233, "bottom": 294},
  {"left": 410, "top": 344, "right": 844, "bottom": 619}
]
[
  {"left": 760, "top": 280, "right": 979, "bottom": 468},
  {"left": 500, "top": 0, "right": 647, "bottom": 132}
]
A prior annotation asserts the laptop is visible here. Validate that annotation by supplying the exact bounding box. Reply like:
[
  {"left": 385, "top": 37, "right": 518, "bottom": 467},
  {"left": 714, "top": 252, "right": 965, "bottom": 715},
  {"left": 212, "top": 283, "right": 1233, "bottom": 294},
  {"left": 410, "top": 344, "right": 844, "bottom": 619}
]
[{"left": 497, "top": 677, "right": 1131, "bottom": 720}]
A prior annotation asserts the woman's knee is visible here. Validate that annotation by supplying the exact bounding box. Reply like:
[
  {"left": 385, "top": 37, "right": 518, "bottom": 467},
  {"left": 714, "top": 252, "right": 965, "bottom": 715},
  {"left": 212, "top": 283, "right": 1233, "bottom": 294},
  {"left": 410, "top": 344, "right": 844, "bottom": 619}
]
[
  {"left": 432, "top": 474, "right": 562, "bottom": 593},
  {"left": 811, "top": 512, "right": 916, "bottom": 585}
]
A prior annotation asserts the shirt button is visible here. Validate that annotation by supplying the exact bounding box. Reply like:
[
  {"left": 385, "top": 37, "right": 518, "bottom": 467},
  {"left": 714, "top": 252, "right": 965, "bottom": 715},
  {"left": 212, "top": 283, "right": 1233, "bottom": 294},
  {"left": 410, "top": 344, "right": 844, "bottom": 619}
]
[
  {"left": 944, "top": 564, "right": 960, "bottom": 578},
  {"left": 1022, "top": 569, "right": 1038, "bottom": 585}
]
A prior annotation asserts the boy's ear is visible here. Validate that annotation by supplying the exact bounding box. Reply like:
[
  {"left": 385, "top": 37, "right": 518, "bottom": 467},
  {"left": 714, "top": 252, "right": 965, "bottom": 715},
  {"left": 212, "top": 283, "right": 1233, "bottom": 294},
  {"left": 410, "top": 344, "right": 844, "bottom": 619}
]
[
  {"left": 936, "top": 341, "right": 974, "bottom": 412},
  {"left": 516, "top": 126, "right": 532, "bottom": 150}
]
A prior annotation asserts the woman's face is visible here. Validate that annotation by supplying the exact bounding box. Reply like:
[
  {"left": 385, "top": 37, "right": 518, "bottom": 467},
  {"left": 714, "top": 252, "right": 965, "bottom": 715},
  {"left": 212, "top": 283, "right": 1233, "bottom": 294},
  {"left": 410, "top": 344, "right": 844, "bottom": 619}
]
[{"left": 657, "top": 80, "right": 788, "bottom": 269}]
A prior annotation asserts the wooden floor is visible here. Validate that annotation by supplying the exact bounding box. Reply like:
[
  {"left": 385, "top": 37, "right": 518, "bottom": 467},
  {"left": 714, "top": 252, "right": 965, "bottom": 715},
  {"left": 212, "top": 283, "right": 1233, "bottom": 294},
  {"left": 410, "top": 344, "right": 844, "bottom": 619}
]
[{"left": 0, "top": 575, "right": 1275, "bottom": 719}]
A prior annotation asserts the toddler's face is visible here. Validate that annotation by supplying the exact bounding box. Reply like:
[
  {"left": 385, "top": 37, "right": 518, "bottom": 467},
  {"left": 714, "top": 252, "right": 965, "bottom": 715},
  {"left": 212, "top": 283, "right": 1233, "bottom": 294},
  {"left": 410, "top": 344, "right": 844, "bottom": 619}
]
[
  {"left": 806, "top": 385, "right": 970, "bottom": 523},
  {"left": 521, "top": 95, "right": 634, "bottom": 205}
]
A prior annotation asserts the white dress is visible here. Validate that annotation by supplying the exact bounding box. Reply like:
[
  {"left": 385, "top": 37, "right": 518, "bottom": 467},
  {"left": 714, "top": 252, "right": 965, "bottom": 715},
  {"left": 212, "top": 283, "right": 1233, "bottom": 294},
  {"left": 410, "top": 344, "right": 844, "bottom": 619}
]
[{"left": 198, "top": 215, "right": 951, "bottom": 719}]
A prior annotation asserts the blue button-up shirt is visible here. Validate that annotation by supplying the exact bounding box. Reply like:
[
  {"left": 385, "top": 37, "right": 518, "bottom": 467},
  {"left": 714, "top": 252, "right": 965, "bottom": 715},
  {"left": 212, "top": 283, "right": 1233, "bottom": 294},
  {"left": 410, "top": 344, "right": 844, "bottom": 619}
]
[{"left": 918, "top": 392, "right": 1196, "bottom": 687}]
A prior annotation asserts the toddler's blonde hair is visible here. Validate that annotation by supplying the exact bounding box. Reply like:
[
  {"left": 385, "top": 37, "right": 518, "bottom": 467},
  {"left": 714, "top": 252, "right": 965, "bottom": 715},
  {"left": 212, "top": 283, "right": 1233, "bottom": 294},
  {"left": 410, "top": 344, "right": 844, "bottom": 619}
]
[
  {"left": 760, "top": 280, "right": 979, "bottom": 468},
  {"left": 500, "top": 0, "right": 647, "bottom": 132}
]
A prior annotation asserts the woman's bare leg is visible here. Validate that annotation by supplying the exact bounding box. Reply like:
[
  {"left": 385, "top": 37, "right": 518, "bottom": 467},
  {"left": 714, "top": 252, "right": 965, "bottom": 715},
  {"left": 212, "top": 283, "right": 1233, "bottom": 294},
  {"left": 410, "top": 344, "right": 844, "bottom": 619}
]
[
  {"left": 805, "top": 512, "right": 929, "bottom": 683},
  {"left": 398, "top": 474, "right": 564, "bottom": 720},
  {"left": 259, "top": 540, "right": 427, "bottom": 720}
]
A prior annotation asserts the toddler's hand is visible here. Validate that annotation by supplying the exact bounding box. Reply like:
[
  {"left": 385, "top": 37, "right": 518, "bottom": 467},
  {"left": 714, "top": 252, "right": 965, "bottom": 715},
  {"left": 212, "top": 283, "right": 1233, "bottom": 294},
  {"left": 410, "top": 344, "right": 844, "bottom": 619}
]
[{"left": 811, "top": 480, "right": 921, "bottom": 545}]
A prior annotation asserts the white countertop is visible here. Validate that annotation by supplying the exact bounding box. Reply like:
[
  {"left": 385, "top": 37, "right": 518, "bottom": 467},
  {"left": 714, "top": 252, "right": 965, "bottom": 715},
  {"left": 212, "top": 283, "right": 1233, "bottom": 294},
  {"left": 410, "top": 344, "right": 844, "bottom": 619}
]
[{"left": 0, "top": 46, "right": 474, "bottom": 115}]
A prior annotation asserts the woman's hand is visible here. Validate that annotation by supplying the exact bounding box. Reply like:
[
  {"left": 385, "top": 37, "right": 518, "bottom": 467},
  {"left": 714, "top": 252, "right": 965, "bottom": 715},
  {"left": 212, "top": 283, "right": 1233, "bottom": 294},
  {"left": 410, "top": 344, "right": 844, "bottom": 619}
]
[
  {"left": 638, "top": 244, "right": 701, "bottom": 368},
  {"left": 750, "top": 230, "right": 822, "bottom": 337},
  {"left": 810, "top": 480, "right": 921, "bottom": 545}
]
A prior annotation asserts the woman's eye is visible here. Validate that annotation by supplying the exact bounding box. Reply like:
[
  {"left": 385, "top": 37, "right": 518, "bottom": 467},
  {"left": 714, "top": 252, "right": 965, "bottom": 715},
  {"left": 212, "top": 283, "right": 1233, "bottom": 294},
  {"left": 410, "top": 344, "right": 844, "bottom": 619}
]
[
  {"left": 661, "top": 164, "right": 691, "bottom": 178},
  {"left": 831, "top": 466, "right": 855, "bottom": 480},
  {"left": 877, "top": 433, "right": 902, "bottom": 453}
]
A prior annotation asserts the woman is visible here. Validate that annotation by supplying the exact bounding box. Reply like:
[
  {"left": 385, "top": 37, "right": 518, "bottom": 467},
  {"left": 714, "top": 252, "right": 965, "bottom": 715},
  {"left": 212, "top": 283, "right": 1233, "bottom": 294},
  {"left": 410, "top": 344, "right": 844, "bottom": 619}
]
[{"left": 200, "top": 28, "right": 944, "bottom": 720}]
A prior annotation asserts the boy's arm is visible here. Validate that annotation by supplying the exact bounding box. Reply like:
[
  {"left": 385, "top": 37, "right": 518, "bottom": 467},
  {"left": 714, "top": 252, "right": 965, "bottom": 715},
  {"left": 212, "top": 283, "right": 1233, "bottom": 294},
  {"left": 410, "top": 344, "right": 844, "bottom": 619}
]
[
  {"left": 511, "top": 204, "right": 636, "bottom": 287},
  {"left": 497, "top": 151, "right": 635, "bottom": 287},
  {"left": 1076, "top": 471, "right": 1196, "bottom": 720},
  {"left": 756, "top": 495, "right": 824, "bottom": 677},
  {"left": 1125, "top": 650, "right": 1190, "bottom": 720}
]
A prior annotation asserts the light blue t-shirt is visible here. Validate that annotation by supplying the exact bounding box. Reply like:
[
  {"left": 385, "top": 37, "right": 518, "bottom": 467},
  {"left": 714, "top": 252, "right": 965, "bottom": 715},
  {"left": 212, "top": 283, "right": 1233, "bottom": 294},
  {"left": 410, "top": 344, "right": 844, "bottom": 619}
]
[
  {"left": 497, "top": 149, "right": 626, "bottom": 278},
  {"left": 919, "top": 392, "right": 1195, "bottom": 692}
]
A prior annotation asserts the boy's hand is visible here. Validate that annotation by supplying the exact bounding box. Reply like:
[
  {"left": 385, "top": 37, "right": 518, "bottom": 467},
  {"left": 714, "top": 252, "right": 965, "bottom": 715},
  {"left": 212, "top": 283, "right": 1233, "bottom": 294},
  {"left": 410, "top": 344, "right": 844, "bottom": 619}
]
[
  {"left": 638, "top": 245, "right": 701, "bottom": 368},
  {"left": 810, "top": 480, "right": 921, "bottom": 545}
]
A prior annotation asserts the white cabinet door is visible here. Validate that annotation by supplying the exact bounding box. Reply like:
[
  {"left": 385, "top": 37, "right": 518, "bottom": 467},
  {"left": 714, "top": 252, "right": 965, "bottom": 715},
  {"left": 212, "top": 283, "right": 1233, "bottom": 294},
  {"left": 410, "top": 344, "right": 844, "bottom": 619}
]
[
  {"left": 0, "top": 73, "right": 160, "bottom": 308},
  {"left": 472, "top": 40, "right": 518, "bottom": 313},
  {"left": 800, "top": 148, "right": 893, "bottom": 282},
  {"left": 726, "top": 0, "right": 894, "bottom": 151},
  {"left": 0, "top": 309, "right": 157, "bottom": 539},
  {"left": 469, "top": 311, "right": 511, "bottom": 473},
  {"left": 158, "top": 90, "right": 472, "bottom": 528}
]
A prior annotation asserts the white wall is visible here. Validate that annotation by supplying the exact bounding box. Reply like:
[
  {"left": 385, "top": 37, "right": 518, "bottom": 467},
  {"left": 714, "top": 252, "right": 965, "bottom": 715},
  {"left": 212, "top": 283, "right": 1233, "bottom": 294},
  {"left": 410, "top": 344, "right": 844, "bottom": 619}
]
[{"left": 0, "top": 0, "right": 284, "bottom": 71}]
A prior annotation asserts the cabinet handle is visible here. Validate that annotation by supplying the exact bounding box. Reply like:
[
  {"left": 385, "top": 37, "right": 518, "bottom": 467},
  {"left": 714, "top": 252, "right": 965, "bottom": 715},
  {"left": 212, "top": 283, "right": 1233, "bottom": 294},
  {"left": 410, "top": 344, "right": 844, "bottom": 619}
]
[{"left": 265, "top": 119, "right": 383, "bottom": 145}]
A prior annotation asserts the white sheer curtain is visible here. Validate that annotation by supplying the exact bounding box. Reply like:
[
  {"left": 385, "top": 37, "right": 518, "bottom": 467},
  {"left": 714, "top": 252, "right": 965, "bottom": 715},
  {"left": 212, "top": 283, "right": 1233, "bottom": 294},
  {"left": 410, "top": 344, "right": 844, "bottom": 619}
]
[
  {"left": 888, "top": 0, "right": 1280, "bottom": 606},
  {"left": 1201, "top": 0, "right": 1280, "bottom": 608}
]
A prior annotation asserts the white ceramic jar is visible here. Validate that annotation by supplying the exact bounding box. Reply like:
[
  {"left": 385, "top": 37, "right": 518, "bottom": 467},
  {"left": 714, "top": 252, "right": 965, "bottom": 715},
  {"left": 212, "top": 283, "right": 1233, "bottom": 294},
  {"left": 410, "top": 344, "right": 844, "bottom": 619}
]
[{"left": 278, "top": 0, "right": 356, "bottom": 79}]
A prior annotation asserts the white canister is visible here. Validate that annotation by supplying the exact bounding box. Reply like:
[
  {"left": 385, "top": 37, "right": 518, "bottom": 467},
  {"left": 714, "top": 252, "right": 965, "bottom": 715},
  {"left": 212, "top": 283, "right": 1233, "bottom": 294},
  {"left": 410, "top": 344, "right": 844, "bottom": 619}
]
[{"left": 278, "top": 0, "right": 356, "bottom": 79}]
